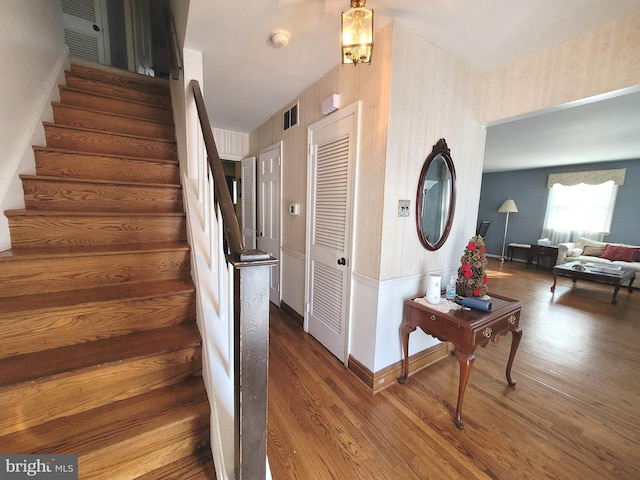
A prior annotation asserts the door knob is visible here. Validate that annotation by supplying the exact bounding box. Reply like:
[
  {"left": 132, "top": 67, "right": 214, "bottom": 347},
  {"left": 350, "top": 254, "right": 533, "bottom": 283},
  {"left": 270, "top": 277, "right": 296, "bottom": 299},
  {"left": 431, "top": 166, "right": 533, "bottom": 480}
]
[
  {"left": 256, "top": 232, "right": 263, "bottom": 238},
  {"left": 337, "top": 257, "right": 346, "bottom": 265},
  {"left": 93, "top": 24, "right": 100, "bottom": 32}
]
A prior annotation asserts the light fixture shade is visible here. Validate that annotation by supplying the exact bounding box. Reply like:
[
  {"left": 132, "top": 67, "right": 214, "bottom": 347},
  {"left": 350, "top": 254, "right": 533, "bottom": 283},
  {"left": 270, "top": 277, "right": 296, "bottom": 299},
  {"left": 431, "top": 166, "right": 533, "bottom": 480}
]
[
  {"left": 498, "top": 199, "right": 518, "bottom": 213},
  {"left": 341, "top": 1, "right": 374, "bottom": 65}
]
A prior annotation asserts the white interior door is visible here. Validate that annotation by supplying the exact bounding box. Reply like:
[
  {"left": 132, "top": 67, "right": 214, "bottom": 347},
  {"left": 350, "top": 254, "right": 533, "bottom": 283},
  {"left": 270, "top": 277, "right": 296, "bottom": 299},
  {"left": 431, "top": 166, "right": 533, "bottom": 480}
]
[
  {"left": 241, "top": 156, "right": 256, "bottom": 250},
  {"left": 306, "top": 105, "right": 358, "bottom": 363},
  {"left": 258, "top": 143, "right": 282, "bottom": 306},
  {"left": 62, "top": 0, "right": 110, "bottom": 64}
]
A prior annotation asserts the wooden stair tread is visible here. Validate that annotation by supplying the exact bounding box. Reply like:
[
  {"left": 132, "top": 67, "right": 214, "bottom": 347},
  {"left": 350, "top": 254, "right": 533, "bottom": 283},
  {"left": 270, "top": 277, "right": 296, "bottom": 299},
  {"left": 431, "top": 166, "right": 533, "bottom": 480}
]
[
  {"left": 66, "top": 66, "right": 170, "bottom": 99},
  {"left": 136, "top": 446, "right": 216, "bottom": 480},
  {"left": 66, "top": 68, "right": 170, "bottom": 93},
  {"left": 0, "top": 279, "right": 194, "bottom": 315},
  {"left": 6, "top": 209, "right": 187, "bottom": 250},
  {"left": 52, "top": 102, "right": 174, "bottom": 127},
  {"left": 4, "top": 209, "right": 186, "bottom": 218},
  {"left": 0, "top": 324, "right": 200, "bottom": 389},
  {"left": 33, "top": 145, "right": 179, "bottom": 165},
  {"left": 0, "top": 377, "right": 208, "bottom": 455},
  {"left": 59, "top": 85, "right": 172, "bottom": 111},
  {"left": 43, "top": 121, "right": 177, "bottom": 161},
  {"left": 42, "top": 121, "right": 177, "bottom": 145},
  {"left": 58, "top": 87, "right": 174, "bottom": 125},
  {"left": 19, "top": 173, "right": 182, "bottom": 189},
  {"left": 0, "top": 241, "right": 189, "bottom": 261},
  {"left": 64, "top": 71, "right": 171, "bottom": 106},
  {"left": 69, "top": 56, "right": 170, "bottom": 90}
]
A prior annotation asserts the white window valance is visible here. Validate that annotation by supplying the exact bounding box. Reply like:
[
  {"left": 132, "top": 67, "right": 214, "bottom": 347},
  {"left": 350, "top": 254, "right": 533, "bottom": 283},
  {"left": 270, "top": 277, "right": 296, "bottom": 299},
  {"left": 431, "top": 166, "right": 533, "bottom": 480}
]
[{"left": 547, "top": 168, "right": 626, "bottom": 187}]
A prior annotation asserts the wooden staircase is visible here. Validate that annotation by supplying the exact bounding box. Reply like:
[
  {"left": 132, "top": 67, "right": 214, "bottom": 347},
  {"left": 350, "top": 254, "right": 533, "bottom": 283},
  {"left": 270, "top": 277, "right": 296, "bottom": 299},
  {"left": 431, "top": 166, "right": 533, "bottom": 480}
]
[{"left": 0, "top": 59, "right": 215, "bottom": 479}]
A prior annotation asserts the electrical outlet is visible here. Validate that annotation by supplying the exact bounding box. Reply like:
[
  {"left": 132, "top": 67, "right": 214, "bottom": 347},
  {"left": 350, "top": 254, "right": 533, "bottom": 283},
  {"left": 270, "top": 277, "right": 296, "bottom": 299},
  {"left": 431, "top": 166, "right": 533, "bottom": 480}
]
[{"left": 398, "top": 200, "right": 410, "bottom": 217}]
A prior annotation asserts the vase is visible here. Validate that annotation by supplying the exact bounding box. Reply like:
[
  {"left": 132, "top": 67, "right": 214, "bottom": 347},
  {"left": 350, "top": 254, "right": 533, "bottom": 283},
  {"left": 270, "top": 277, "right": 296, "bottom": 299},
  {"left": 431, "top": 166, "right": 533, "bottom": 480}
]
[{"left": 426, "top": 274, "right": 441, "bottom": 304}]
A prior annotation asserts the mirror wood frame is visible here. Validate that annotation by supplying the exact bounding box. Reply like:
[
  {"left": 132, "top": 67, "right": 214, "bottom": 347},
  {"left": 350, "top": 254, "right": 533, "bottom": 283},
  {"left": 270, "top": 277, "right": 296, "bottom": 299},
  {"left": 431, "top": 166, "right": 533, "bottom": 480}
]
[{"left": 416, "top": 138, "right": 457, "bottom": 251}]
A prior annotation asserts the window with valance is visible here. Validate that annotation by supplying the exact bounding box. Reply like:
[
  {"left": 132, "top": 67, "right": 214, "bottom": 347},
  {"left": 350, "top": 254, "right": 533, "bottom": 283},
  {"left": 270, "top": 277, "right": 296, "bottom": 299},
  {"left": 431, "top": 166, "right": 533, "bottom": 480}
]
[{"left": 541, "top": 168, "right": 625, "bottom": 244}]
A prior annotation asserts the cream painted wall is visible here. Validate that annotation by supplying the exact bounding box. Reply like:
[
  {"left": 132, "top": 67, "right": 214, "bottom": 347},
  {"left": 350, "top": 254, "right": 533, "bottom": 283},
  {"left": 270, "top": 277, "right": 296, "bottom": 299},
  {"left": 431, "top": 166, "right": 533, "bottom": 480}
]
[
  {"left": 363, "top": 23, "right": 488, "bottom": 372},
  {"left": 482, "top": 11, "right": 640, "bottom": 124},
  {"left": 250, "top": 25, "right": 392, "bottom": 372},
  {"left": 250, "top": 22, "right": 487, "bottom": 372},
  {"left": 248, "top": 12, "right": 640, "bottom": 373},
  {"left": 0, "top": 0, "right": 65, "bottom": 252},
  {"left": 364, "top": 14, "right": 640, "bottom": 372},
  {"left": 213, "top": 128, "right": 249, "bottom": 160},
  {"left": 381, "top": 22, "right": 486, "bottom": 282},
  {"left": 252, "top": 23, "right": 393, "bottom": 282}
]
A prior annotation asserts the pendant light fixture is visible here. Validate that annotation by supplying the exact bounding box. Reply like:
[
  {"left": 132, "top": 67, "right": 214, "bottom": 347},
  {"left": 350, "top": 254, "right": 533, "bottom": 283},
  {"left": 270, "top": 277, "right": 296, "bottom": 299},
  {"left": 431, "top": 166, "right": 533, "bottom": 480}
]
[{"left": 341, "top": 0, "right": 374, "bottom": 65}]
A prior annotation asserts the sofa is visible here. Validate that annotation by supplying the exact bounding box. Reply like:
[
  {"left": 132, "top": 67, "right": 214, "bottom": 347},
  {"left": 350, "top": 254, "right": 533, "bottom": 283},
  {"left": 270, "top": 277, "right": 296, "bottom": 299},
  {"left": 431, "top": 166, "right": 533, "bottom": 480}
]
[{"left": 557, "top": 237, "right": 640, "bottom": 274}]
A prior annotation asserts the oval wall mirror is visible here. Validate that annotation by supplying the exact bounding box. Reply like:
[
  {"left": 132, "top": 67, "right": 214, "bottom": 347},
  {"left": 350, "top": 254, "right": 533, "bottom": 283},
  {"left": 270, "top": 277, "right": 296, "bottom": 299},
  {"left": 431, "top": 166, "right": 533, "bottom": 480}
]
[{"left": 416, "top": 138, "right": 456, "bottom": 250}]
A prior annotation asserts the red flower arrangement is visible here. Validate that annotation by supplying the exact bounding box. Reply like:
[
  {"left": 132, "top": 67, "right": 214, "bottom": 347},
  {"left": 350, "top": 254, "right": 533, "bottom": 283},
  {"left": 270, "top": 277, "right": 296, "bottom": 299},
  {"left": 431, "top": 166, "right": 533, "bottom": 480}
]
[{"left": 456, "top": 235, "right": 488, "bottom": 298}]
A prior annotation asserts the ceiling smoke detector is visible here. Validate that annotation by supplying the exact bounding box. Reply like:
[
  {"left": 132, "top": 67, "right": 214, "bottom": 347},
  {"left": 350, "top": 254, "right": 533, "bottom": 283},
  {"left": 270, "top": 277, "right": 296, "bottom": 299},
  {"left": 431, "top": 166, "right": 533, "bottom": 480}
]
[{"left": 270, "top": 29, "right": 291, "bottom": 48}]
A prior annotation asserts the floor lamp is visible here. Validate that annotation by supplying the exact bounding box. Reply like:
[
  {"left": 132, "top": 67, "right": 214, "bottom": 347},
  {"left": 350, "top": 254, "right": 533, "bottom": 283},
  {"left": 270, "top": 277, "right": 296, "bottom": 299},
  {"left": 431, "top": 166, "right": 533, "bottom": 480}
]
[{"left": 498, "top": 199, "right": 518, "bottom": 261}]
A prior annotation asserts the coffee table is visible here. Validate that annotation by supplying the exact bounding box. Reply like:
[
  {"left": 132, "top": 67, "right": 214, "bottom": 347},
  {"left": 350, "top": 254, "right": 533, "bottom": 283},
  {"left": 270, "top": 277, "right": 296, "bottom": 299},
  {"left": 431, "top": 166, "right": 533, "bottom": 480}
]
[{"left": 551, "top": 261, "right": 636, "bottom": 304}]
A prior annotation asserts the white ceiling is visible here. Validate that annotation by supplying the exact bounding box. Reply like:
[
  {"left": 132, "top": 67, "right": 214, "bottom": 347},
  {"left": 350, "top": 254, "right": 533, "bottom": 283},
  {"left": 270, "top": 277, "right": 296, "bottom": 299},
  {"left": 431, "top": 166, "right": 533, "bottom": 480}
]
[{"left": 183, "top": 0, "right": 640, "bottom": 171}]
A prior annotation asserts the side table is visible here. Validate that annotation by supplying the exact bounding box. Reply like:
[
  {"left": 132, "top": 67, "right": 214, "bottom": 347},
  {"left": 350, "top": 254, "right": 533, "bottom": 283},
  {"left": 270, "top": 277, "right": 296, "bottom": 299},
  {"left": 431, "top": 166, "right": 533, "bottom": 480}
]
[
  {"left": 528, "top": 245, "right": 559, "bottom": 268},
  {"left": 397, "top": 293, "right": 523, "bottom": 429}
]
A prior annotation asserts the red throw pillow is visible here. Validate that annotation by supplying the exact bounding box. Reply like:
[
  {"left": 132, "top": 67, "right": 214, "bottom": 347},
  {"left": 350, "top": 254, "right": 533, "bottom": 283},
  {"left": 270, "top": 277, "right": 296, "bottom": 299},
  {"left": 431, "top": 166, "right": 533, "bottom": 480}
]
[{"left": 601, "top": 244, "right": 639, "bottom": 262}]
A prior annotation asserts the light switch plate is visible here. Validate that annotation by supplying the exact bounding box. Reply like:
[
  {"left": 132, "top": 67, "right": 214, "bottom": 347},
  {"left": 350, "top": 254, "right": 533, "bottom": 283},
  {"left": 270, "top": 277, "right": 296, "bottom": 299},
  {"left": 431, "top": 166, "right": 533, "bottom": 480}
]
[{"left": 398, "top": 200, "right": 410, "bottom": 217}]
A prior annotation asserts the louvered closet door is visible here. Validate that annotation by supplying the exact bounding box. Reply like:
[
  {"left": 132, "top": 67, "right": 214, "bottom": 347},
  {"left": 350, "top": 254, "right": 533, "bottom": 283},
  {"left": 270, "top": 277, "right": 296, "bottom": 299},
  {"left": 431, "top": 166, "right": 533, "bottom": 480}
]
[
  {"left": 241, "top": 156, "right": 257, "bottom": 250},
  {"left": 307, "top": 111, "right": 357, "bottom": 363},
  {"left": 62, "top": 0, "right": 109, "bottom": 64}
]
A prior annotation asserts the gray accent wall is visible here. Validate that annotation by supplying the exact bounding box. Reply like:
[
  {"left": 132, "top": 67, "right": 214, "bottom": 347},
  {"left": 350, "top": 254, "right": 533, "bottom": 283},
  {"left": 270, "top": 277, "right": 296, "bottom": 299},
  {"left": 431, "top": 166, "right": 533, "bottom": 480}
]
[{"left": 477, "top": 159, "right": 640, "bottom": 258}]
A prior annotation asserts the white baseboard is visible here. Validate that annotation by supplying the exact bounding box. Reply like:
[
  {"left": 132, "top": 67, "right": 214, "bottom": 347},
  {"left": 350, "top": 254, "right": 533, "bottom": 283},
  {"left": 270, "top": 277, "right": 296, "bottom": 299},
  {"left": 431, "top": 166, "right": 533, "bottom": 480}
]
[{"left": 281, "top": 248, "right": 305, "bottom": 316}]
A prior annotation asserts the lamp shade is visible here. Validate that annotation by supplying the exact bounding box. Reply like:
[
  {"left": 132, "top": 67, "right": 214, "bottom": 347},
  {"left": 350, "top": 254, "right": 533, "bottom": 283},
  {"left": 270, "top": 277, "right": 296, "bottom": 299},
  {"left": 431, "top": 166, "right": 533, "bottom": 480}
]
[
  {"left": 498, "top": 199, "right": 518, "bottom": 213},
  {"left": 341, "top": 0, "right": 373, "bottom": 65}
]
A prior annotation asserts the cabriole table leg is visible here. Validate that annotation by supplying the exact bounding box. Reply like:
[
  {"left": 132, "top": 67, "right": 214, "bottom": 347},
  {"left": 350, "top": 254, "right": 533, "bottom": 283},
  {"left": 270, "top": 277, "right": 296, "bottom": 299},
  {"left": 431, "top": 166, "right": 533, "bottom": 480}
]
[
  {"left": 397, "top": 324, "right": 416, "bottom": 384},
  {"left": 453, "top": 350, "right": 475, "bottom": 429},
  {"left": 506, "top": 328, "right": 522, "bottom": 386}
]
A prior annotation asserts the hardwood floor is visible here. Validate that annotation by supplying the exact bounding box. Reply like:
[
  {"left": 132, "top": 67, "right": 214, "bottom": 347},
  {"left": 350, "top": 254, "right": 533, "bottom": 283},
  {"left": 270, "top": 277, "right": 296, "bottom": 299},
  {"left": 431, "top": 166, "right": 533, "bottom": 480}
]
[{"left": 267, "top": 258, "right": 640, "bottom": 479}]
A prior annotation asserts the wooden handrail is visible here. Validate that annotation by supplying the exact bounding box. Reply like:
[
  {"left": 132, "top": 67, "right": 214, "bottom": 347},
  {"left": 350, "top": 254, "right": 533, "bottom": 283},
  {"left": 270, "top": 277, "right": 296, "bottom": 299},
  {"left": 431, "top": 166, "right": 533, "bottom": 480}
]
[
  {"left": 163, "top": 7, "right": 254, "bottom": 261},
  {"left": 190, "top": 79, "right": 248, "bottom": 260},
  {"left": 188, "top": 60, "right": 275, "bottom": 480},
  {"left": 190, "top": 79, "right": 275, "bottom": 479}
]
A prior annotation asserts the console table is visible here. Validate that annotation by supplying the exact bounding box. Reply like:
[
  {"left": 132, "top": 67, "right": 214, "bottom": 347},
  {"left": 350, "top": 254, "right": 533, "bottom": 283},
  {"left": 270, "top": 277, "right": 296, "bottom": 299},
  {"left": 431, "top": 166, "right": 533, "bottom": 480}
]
[
  {"left": 507, "top": 243, "right": 530, "bottom": 261},
  {"left": 507, "top": 243, "right": 558, "bottom": 268},
  {"left": 397, "top": 293, "right": 523, "bottom": 429}
]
